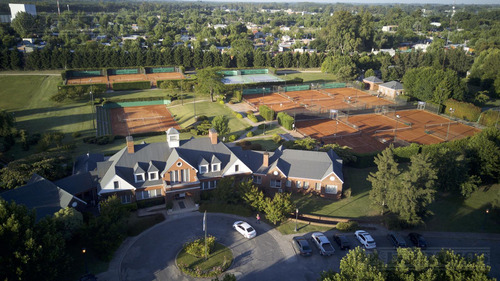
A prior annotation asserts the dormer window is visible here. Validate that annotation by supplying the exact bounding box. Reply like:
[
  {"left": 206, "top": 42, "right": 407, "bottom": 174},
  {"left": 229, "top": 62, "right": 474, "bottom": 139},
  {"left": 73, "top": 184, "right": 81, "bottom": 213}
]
[
  {"left": 134, "top": 173, "right": 145, "bottom": 183},
  {"left": 199, "top": 165, "right": 208, "bottom": 174},
  {"left": 149, "top": 172, "right": 158, "bottom": 180},
  {"left": 212, "top": 163, "right": 220, "bottom": 172}
]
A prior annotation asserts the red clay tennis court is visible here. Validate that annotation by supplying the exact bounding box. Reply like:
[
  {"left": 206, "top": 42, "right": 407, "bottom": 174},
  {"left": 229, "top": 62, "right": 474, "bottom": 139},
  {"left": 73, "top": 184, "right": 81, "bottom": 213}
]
[
  {"left": 110, "top": 105, "right": 180, "bottom": 136},
  {"left": 67, "top": 76, "right": 108, "bottom": 85},
  {"left": 108, "top": 74, "right": 149, "bottom": 84},
  {"left": 146, "top": 72, "right": 185, "bottom": 86},
  {"left": 243, "top": 93, "right": 302, "bottom": 112}
]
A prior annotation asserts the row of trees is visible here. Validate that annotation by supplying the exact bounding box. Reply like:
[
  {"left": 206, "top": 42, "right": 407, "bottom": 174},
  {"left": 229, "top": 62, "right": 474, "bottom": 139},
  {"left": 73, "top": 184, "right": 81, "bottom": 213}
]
[
  {"left": 320, "top": 247, "right": 494, "bottom": 281},
  {"left": 368, "top": 127, "right": 500, "bottom": 225}
]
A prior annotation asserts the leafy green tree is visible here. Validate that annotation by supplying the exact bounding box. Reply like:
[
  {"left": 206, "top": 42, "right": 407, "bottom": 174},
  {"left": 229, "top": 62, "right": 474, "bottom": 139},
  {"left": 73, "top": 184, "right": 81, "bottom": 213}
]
[
  {"left": 436, "top": 250, "right": 494, "bottom": 281},
  {"left": 368, "top": 146, "right": 400, "bottom": 214},
  {"left": 299, "top": 53, "right": 309, "bottom": 68},
  {"left": 403, "top": 67, "right": 466, "bottom": 103},
  {"left": 11, "top": 12, "right": 36, "bottom": 37},
  {"left": 291, "top": 137, "right": 318, "bottom": 150},
  {"left": 323, "top": 11, "right": 362, "bottom": 55},
  {"left": 321, "top": 55, "right": 357, "bottom": 81},
  {"left": 0, "top": 110, "right": 14, "bottom": 137},
  {"left": 389, "top": 247, "right": 438, "bottom": 281},
  {"left": 387, "top": 153, "right": 437, "bottom": 225},
  {"left": 212, "top": 115, "right": 230, "bottom": 137},
  {"left": 212, "top": 177, "right": 238, "bottom": 204},
  {"left": 320, "top": 143, "right": 357, "bottom": 164},
  {"left": 196, "top": 67, "right": 224, "bottom": 102},
  {"left": 364, "top": 69, "right": 376, "bottom": 78},
  {"left": 54, "top": 207, "right": 83, "bottom": 241},
  {"left": 469, "top": 48, "right": 500, "bottom": 96},
  {"left": 263, "top": 192, "right": 294, "bottom": 225},
  {"left": 240, "top": 181, "right": 265, "bottom": 212},
  {"left": 0, "top": 200, "right": 69, "bottom": 281},
  {"left": 319, "top": 247, "right": 386, "bottom": 281}
]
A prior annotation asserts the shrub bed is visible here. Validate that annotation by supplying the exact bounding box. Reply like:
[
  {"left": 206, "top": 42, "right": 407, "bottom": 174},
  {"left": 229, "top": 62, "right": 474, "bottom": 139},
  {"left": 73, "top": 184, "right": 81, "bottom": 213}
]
[
  {"left": 112, "top": 81, "right": 151, "bottom": 91},
  {"left": 259, "top": 105, "right": 275, "bottom": 121},
  {"left": 177, "top": 241, "right": 233, "bottom": 278},
  {"left": 444, "top": 99, "right": 481, "bottom": 122},
  {"left": 277, "top": 112, "right": 294, "bottom": 130}
]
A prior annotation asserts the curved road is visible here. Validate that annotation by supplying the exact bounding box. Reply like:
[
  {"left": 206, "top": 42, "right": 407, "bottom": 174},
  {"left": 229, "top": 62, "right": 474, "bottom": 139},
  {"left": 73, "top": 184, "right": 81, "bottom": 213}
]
[{"left": 118, "top": 212, "right": 337, "bottom": 281}]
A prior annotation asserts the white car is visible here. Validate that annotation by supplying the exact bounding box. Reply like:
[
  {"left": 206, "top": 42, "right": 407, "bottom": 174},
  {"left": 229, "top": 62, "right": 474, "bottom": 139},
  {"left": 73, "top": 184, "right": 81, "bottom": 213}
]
[
  {"left": 233, "top": 221, "right": 256, "bottom": 239},
  {"left": 355, "top": 230, "right": 376, "bottom": 249},
  {"left": 311, "top": 232, "right": 335, "bottom": 256}
]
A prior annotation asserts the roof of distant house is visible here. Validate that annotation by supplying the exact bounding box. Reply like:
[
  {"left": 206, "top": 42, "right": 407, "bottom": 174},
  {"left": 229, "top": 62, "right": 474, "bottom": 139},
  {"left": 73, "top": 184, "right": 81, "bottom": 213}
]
[
  {"left": 363, "top": 76, "right": 383, "bottom": 83},
  {"left": 379, "top": 81, "right": 404, "bottom": 90}
]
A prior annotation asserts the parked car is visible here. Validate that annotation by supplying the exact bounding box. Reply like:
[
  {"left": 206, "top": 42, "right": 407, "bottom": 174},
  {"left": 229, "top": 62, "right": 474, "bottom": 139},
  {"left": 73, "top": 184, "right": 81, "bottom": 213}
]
[
  {"left": 333, "top": 234, "right": 351, "bottom": 250},
  {"left": 232, "top": 221, "right": 256, "bottom": 239},
  {"left": 408, "top": 233, "right": 427, "bottom": 249},
  {"left": 355, "top": 230, "right": 376, "bottom": 249},
  {"left": 311, "top": 232, "right": 335, "bottom": 256},
  {"left": 293, "top": 236, "right": 312, "bottom": 256},
  {"left": 387, "top": 232, "right": 407, "bottom": 247}
]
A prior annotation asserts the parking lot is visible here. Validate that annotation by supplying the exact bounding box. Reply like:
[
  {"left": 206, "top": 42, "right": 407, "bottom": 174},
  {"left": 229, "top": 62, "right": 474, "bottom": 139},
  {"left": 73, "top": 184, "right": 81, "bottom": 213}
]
[{"left": 102, "top": 213, "right": 500, "bottom": 281}]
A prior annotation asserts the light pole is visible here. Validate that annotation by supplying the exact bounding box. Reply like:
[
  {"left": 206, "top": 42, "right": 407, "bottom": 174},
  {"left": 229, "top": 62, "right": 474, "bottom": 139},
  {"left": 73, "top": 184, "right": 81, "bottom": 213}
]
[
  {"left": 335, "top": 120, "right": 339, "bottom": 136},
  {"left": 262, "top": 87, "right": 265, "bottom": 98},
  {"left": 89, "top": 79, "right": 95, "bottom": 131},
  {"left": 393, "top": 114, "right": 400, "bottom": 142},
  {"left": 446, "top": 107, "right": 455, "bottom": 141},
  {"left": 82, "top": 248, "right": 88, "bottom": 274},
  {"left": 294, "top": 208, "right": 299, "bottom": 232}
]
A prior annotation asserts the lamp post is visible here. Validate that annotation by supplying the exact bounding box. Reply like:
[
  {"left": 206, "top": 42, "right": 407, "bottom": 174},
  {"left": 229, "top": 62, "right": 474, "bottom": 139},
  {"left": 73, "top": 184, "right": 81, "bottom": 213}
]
[
  {"left": 446, "top": 107, "right": 455, "bottom": 141},
  {"left": 294, "top": 208, "right": 299, "bottom": 232},
  {"left": 89, "top": 79, "right": 95, "bottom": 131},
  {"left": 262, "top": 87, "right": 265, "bottom": 98},
  {"left": 82, "top": 248, "right": 88, "bottom": 274},
  {"left": 393, "top": 114, "right": 400, "bottom": 142},
  {"left": 335, "top": 120, "right": 339, "bottom": 136}
]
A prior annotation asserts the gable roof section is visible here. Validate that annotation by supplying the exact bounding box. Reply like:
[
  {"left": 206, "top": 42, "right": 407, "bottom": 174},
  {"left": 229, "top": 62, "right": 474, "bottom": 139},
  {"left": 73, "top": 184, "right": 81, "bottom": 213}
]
[
  {"left": 379, "top": 81, "right": 403, "bottom": 90},
  {"left": 273, "top": 149, "right": 343, "bottom": 181},
  {"left": 363, "top": 76, "right": 383, "bottom": 83},
  {"left": 73, "top": 153, "right": 104, "bottom": 175},
  {"left": 0, "top": 174, "right": 84, "bottom": 221},
  {"left": 55, "top": 172, "right": 95, "bottom": 195}
]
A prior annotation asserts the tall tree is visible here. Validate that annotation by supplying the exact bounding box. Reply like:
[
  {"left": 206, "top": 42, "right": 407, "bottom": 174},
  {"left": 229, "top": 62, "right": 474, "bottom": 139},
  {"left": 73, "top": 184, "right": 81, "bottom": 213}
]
[
  {"left": 196, "top": 67, "right": 224, "bottom": 102},
  {"left": 263, "top": 192, "right": 294, "bottom": 225},
  {"left": 368, "top": 146, "right": 400, "bottom": 214},
  {"left": 387, "top": 153, "right": 437, "bottom": 225},
  {"left": 320, "top": 247, "right": 386, "bottom": 281},
  {"left": 211, "top": 115, "right": 230, "bottom": 137},
  {"left": 323, "top": 11, "right": 362, "bottom": 54},
  {"left": 11, "top": 12, "right": 36, "bottom": 38}
]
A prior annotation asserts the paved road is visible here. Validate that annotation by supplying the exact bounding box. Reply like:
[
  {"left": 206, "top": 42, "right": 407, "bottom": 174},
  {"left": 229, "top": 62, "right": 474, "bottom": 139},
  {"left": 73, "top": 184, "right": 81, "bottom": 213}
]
[{"left": 107, "top": 213, "right": 500, "bottom": 281}]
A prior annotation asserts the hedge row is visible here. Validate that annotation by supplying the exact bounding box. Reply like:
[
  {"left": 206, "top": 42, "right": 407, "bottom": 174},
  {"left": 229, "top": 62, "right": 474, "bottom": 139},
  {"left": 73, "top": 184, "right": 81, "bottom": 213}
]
[
  {"left": 103, "top": 96, "right": 169, "bottom": 104},
  {"left": 112, "top": 81, "right": 151, "bottom": 91},
  {"left": 53, "top": 83, "right": 107, "bottom": 102},
  {"left": 63, "top": 65, "right": 183, "bottom": 80},
  {"left": 157, "top": 78, "right": 196, "bottom": 89},
  {"left": 277, "top": 112, "right": 294, "bottom": 130},
  {"left": 479, "top": 109, "right": 500, "bottom": 127},
  {"left": 444, "top": 99, "right": 481, "bottom": 122},
  {"left": 259, "top": 105, "right": 275, "bottom": 121}
]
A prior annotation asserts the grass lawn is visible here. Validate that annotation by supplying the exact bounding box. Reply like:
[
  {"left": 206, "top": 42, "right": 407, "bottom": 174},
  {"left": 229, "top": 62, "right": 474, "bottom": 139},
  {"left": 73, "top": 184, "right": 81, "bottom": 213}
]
[
  {"left": 253, "top": 123, "right": 286, "bottom": 136},
  {"left": 277, "top": 71, "right": 338, "bottom": 84},
  {"left": 177, "top": 242, "right": 233, "bottom": 277},
  {"left": 168, "top": 101, "right": 248, "bottom": 136},
  {"left": 420, "top": 184, "right": 500, "bottom": 233},
  {"left": 292, "top": 166, "right": 379, "bottom": 219},
  {"left": 276, "top": 219, "right": 334, "bottom": 235},
  {"left": 248, "top": 138, "right": 281, "bottom": 151},
  {"left": 126, "top": 212, "right": 166, "bottom": 237}
]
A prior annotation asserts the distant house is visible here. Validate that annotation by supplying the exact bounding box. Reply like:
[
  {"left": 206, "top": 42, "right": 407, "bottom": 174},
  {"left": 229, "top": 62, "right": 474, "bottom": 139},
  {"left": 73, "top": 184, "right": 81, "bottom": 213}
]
[
  {"left": 363, "top": 76, "right": 383, "bottom": 91},
  {"left": 9, "top": 3, "right": 36, "bottom": 21},
  {"left": 378, "top": 81, "right": 404, "bottom": 99},
  {"left": 0, "top": 174, "right": 86, "bottom": 221},
  {"left": 95, "top": 128, "right": 344, "bottom": 204},
  {"left": 382, "top": 25, "right": 398, "bottom": 32}
]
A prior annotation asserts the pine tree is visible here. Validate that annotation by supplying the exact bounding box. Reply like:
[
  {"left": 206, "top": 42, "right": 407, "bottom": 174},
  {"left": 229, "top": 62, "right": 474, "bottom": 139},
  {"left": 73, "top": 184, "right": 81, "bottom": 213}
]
[{"left": 367, "top": 146, "right": 400, "bottom": 214}]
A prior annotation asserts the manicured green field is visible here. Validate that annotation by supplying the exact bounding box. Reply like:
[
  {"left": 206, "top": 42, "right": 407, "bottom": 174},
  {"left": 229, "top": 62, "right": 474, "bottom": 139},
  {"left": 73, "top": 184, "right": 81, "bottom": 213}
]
[
  {"left": 292, "top": 167, "right": 378, "bottom": 219},
  {"left": 421, "top": 184, "right": 500, "bottom": 233},
  {"left": 168, "top": 101, "right": 249, "bottom": 136},
  {"left": 276, "top": 220, "right": 334, "bottom": 235}
]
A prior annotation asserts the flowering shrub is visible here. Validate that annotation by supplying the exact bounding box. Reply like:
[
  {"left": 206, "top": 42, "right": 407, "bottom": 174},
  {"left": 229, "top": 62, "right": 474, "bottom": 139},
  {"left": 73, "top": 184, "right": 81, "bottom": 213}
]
[{"left": 184, "top": 236, "right": 216, "bottom": 257}]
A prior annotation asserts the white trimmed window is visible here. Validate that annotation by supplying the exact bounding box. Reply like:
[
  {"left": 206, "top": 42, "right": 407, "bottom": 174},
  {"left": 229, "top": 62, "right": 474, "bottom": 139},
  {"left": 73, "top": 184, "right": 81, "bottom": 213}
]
[
  {"left": 315, "top": 182, "right": 321, "bottom": 191},
  {"left": 199, "top": 165, "right": 208, "bottom": 174},
  {"left": 286, "top": 180, "right": 292, "bottom": 187},
  {"left": 149, "top": 172, "right": 158, "bottom": 180},
  {"left": 114, "top": 181, "right": 120, "bottom": 189},
  {"left": 296, "top": 181, "right": 302, "bottom": 188},
  {"left": 303, "top": 181, "right": 309, "bottom": 190},
  {"left": 253, "top": 176, "right": 262, "bottom": 184},
  {"left": 136, "top": 189, "right": 162, "bottom": 200},
  {"left": 235, "top": 165, "right": 239, "bottom": 172},
  {"left": 134, "top": 173, "right": 145, "bottom": 183},
  {"left": 121, "top": 194, "right": 131, "bottom": 204},
  {"left": 325, "top": 185, "right": 338, "bottom": 194},
  {"left": 270, "top": 179, "right": 281, "bottom": 188},
  {"left": 212, "top": 163, "right": 220, "bottom": 172}
]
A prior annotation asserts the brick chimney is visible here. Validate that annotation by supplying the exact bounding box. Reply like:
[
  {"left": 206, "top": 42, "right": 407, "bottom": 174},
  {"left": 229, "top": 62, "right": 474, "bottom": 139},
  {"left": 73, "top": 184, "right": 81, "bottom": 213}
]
[
  {"left": 208, "top": 128, "right": 218, "bottom": 145},
  {"left": 126, "top": 136, "right": 134, "bottom": 154},
  {"left": 263, "top": 152, "right": 269, "bottom": 167}
]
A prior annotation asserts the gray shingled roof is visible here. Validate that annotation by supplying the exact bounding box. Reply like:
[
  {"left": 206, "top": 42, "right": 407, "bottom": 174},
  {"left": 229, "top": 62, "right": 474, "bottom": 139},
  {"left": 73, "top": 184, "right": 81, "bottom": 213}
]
[
  {"left": 55, "top": 172, "right": 95, "bottom": 195},
  {"left": 0, "top": 174, "right": 83, "bottom": 221},
  {"left": 73, "top": 153, "right": 104, "bottom": 175},
  {"left": 379, "top": 81, "right": 404, "bottom": 90},
  {"left": 363, "top": 76, "right": 383, "bottom": 83}
]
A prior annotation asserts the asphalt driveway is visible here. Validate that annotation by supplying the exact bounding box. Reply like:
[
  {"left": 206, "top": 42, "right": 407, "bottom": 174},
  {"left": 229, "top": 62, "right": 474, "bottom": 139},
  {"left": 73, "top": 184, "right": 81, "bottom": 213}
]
[{"left": 99, "top": 212, "right": 500, "bottom": 281}]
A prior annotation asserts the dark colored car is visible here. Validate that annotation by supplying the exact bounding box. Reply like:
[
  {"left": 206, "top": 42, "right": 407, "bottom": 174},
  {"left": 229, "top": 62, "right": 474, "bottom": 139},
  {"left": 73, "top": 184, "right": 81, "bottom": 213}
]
[
  {"left": 408, "top": 233, "right": 427, "bottom": 249},
  {"left": 293, "top": 236, "right": 313, "bottom": 256},
  {"left": 333, "top": 234, "right": 351, "bottom": 250},
  {"left": 387, "top": 232, "right": 407, "bottom": 247}
]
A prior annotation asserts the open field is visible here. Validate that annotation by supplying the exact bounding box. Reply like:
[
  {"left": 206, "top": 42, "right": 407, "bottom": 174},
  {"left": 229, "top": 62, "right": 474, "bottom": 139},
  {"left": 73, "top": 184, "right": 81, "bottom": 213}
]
[
  {"left": 168, "top": 101, "right": 249, "bottom": 136},
  {"left": 110, "top": 105, "right": 180, "bottom": 136}
]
